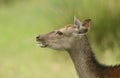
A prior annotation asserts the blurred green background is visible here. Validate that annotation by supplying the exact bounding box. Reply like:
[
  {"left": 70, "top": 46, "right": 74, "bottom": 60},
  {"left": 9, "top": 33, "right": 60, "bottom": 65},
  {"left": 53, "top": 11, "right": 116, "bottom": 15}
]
[{"left": 0, "top": 0, "right": 120, "bottom": 78}]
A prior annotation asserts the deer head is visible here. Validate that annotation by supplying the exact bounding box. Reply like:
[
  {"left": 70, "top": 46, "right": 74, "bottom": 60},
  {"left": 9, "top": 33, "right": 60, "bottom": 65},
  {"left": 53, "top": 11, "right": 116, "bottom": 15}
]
[{"left": 36, "top": 17, "right": 91, "bottom": 50}]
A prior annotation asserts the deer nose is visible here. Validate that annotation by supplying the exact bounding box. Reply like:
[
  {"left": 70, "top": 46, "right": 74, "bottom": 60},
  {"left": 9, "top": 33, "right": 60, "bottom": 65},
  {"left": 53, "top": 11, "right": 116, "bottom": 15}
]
[{"left": 36, "top": 35, "right": 40, "bottom": 41}]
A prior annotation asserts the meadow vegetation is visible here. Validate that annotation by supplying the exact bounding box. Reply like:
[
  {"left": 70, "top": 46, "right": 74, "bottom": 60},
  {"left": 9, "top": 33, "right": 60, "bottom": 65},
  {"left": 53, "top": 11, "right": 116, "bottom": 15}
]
[{"left": 0, "top": 0, "right": 120, "bottom": 78}]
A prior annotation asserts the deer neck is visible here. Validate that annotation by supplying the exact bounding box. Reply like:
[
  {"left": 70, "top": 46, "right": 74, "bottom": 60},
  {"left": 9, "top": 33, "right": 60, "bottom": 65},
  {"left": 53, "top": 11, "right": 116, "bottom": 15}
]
[{"left": 68, "top": 35, "right": 103, "bottom": 78}]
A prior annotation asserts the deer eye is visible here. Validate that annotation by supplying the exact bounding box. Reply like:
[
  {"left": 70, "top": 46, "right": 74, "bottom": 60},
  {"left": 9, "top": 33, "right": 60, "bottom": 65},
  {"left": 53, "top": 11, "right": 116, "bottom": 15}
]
[{"left": 56, "top": 31, "right": 63, "bottom": 35}]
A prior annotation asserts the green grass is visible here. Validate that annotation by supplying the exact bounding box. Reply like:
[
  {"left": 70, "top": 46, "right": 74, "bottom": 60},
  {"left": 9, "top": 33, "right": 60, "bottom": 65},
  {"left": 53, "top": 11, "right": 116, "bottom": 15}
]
[
  {"left": 0, "top": 0, "right": 120, "bottom": 78},
  {"left": 0, "top": 1, "right": 77, "bottom": 78}
]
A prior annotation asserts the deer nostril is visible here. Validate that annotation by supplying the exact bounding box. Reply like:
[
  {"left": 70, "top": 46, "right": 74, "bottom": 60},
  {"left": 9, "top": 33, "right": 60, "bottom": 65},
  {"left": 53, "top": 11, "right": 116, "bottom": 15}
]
[{"left": 36, "top": 35, "right": 40, "bottom": 41}]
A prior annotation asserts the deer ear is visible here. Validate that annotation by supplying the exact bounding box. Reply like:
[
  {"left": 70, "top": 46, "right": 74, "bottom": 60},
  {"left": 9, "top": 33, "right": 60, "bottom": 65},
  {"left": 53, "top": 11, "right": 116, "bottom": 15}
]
[
  {"left": 82, "top": 19, "right": 91, "bottom": 29},
  {"left": 77, "top": 19, "right": 91, "bottom": 34},
  {"left": 74, "top": 16, "right": 82, "bottom": 28}
]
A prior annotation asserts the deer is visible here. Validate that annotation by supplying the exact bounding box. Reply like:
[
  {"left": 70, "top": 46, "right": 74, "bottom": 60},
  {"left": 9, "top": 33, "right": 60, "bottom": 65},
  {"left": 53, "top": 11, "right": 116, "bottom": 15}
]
[{"left": 36, "top": 17, "right": 120, "bottom": 78}]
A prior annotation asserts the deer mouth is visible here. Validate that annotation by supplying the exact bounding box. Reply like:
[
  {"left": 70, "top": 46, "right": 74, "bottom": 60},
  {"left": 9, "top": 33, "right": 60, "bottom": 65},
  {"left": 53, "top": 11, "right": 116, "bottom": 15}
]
[{"left": 37, "top": 41, "right": 48, "bottom": 48}]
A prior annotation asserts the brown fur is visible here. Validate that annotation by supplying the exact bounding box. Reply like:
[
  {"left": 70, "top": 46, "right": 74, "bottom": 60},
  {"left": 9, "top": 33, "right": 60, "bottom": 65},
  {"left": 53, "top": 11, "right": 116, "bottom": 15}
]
[{"left": 36, "top": 17, "right": 120, "bottom": 78}]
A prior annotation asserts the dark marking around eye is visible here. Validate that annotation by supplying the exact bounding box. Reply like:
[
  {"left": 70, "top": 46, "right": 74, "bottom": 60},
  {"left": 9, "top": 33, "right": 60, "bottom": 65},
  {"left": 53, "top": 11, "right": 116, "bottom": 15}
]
[{"left": 56, "top": 31, "right": 63, "bottom": 35}]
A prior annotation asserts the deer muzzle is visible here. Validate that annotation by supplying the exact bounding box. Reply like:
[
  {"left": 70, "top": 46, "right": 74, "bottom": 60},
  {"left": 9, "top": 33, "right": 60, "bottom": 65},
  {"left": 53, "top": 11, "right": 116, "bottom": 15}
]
[{"left": 36, "top": 35, "right": 48, "bottom": 48}]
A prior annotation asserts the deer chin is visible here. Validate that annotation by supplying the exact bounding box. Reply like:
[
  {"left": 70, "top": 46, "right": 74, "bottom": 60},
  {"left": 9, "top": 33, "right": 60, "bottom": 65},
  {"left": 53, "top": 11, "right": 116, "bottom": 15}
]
[{"left": 38, "top": 42, "right": 48, "bottom": 48}]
